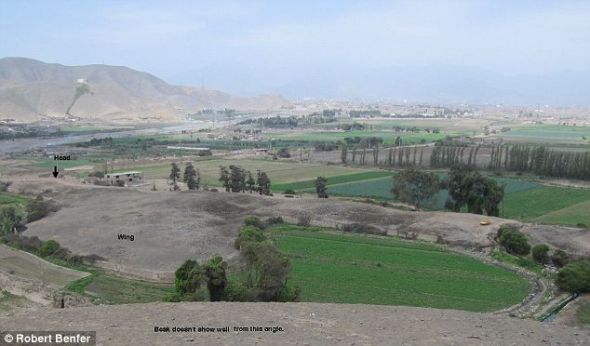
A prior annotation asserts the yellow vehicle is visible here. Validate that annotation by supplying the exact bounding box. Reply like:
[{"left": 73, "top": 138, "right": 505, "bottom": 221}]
[{"left": 480, "top": 220, "right": 491, "bottom": 226}]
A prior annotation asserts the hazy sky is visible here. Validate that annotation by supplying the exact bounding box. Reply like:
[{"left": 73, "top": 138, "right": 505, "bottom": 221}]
[{"left": 1, "top": 0, "right": 589, "bottom": 100}]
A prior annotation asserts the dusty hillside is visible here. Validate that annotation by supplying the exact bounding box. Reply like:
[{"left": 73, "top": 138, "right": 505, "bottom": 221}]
[
  {"left": 0, "top": 57, "right": 291, "bottom": 122},
  {"left": 16, "top": 180, "right": 590, "bottom": 280},
  {"left": 0, "top": 302, "right": 588, "bottom": 345}
]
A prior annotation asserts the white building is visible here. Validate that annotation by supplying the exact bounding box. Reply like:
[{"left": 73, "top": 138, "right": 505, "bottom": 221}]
[{"left": 105, "top": 171, "right": 143, "bottom": 186}]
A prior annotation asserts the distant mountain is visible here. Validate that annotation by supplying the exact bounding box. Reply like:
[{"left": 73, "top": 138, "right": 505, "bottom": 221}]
[{"left": 0, "top": 58, "right": 290, "bottom": 122}]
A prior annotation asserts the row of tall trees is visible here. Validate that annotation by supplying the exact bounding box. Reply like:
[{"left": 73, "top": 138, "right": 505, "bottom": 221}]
[{"left": 342, "top": 142, "right": 590, "bottom": 181}]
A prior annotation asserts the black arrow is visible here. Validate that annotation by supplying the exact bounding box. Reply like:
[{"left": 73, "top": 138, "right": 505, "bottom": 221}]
[{"left": 52, "top": 166, "right": 59, "bottom": 178}]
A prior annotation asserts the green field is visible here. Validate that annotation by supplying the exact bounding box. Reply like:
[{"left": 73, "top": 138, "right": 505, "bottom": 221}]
[
  {"left": 273, "top": 130, "right": 447, "bottom": 145},
  {"left": 272, "top": 171, "right": 392, "bottom": 192},
  {"left": 504, "top": 187, "right": 590, "bottom": 225},
  {"left": 295, "top": 173, "right": 590, "bottom": 225},
  {"left": 33, "top": 159, "right": 96, "bottom": 169},
  {"left": 272, "top": 225, "right": 529, "bottom": 312},
  {"left": 498, "top": 124, "right": 590, "bottom": 145}
]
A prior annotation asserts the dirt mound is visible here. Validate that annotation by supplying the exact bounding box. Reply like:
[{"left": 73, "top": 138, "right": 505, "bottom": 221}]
[{"left": 0, "top": 302, "right": 587, "bottom": 345}]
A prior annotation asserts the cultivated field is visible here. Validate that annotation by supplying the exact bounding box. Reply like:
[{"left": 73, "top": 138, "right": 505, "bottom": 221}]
[{"left": 272, "top": 225, "right": 529, "bottom": 312}]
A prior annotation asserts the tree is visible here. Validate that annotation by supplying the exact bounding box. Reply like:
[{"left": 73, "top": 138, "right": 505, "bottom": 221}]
[
  {"left": 174, "top": 260, "right": 203, "bottom": 295},
  {"left": 219, "top": 166, "right": 231, "bottom": 192},
  {"left": 39, "top": 240, "right": 60, "bottom": 257},
  {"left": 552, "top": 249, "right": 570, "bottom": 267},
  {"left": 169, "top": 163, "right": 181, "bottom": 191},
  {"left": 314, "top": 176, "right": 328, "bottom": 198},
  {"left": 496, "top": 226, "right": 530, "bottom": 256},
  {"left": 445, "top": 166, "right": 504, "bottom": 216},
  {"left": 256, "top": 170, "right": 271, "bottom": 195},
  {"left": 391, "top": 169, "right": 439, "bottom": 208},
  {"left": 532, "top": 244, "right": 550, "bottom": 264},
  {"left": 246, "top": 171, "right": 256, "bottom": 193},
  {"left": 183, "top": 163, "right": 198, "bottom": 190},
  {"left": 229, "top": 165, "right": 246, "bottom": 192},
  {"left": 556, "top": 261, "right": 590, "bottom": 293},
  {"left": 203, "top": 256, "right": 228, "bottom": 301}
]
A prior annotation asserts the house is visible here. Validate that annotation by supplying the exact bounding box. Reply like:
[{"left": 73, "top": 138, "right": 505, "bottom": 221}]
[{"left": 105, "top": 171, "right": 144, "bottom": 186}]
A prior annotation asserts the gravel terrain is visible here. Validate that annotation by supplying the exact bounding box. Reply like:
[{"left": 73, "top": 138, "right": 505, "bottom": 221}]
[{"left": 0, "top": 302, "right": 588, "bottom": 345}]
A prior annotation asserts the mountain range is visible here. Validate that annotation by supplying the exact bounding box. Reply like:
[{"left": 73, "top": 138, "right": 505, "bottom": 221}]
[{"left": 0, "top": 57, "right": 290, "bottom": 123}]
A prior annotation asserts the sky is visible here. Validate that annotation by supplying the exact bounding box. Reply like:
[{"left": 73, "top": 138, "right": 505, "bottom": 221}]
[{"left": 1, "top": 0, "right": 589, "bottom": 103}]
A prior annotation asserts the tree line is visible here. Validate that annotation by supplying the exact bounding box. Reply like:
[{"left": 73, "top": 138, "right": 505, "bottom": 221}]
[
  {"left": 342, "top": 143, "right": 590, "bottom": 181},
  {"left": 168, "top": 163, "right": 273, "bottom": 195}
]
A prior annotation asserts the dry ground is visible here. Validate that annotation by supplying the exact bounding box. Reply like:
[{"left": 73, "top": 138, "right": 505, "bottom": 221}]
[
  {"left": 12, "top": 177, "right": 589, "bottom": 282},
  {"left": 0, "top": 302, "right": 588, "bottom": 345}
]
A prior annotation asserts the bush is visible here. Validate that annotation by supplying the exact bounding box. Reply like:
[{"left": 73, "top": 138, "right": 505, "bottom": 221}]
[
  {"left": 234, "top": 226, "right": 266, "bottom": 249},
  {"left": 340, "top": 223, "right": 387, "bottom": 236},
  {"left": 26, "top": 196, "right": 54, "bottom": 223},
  {"left": 496, "top": 226, "right": 530, "bottom": 256},
  {"left": 296, "top": 212, "right": 312, "bottom": 227},
  {"left": 265, "top": 216, "right": 284, "bottom": 227},
  {"left": 556, "top": 261, "right": 590, "bottom": 293},
  {"left": 552, "top": 249, "right": 570, "bottom": 268},
  {"left": 283, "top": 189, "right": 296, "bottom": 195},
  {"left": 38, "top": 240, "right": 60, "bottom": 257},
  {"left": 223, "top": 280, "right": 254, "bottom": 302},
  {"left": 88, "top": 171, "right": 105, "bottom": 178},
  {"left": 243, "top": 216, "right": 264, "bottom": 229},
  {"left": 532, "top": 244, "right": 550, "bottom": 264}
]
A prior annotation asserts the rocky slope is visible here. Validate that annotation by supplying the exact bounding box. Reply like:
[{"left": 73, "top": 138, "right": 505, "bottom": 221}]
[{"left": 0, "top": 57, "right": 290, "bottom": 122}]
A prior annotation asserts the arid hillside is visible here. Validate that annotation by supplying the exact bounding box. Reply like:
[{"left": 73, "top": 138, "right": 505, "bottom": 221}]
[{"left": 0, "top": 57, "right": 290, "bottom": 122}]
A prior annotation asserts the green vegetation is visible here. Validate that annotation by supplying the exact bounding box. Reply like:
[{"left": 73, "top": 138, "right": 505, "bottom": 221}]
[
  {"left": 496, "top": 226, "right": 530, "bottom": 256},
  {"left": 503, "top": 186, "right": 590, "bottom": 222},
  {"left": 532, "top": 244, "right": 550, "bottom": 264},
  {"left": 391, "top": 169, "right": 440, "bottom": 208},
  {"left": 271, "top": 224, "right": 529, "bottom": 311},
  {"left": 490, "top": 249, "right": 543, "bottom": 275},
  {"left": 272, "top": 171, "right": 390, "bottom": 192},
  {"left": 59, "top": 261, "right": 173, "bottom": 304},
  {"left": 556, "top": 261, "right": 590, "bottom": 293},
  {"left": 0, "top": 191, "right": 28, "bottom": 207},
  {"left": 38, "top": 240, "right": 60, "bottom": 257},
  {"left": 498, "top": 124, "right": 590, "bottom": 144},
  {"left": 274, "top": 130, "right": 447, "bottom": 145},
  {"left": 576, "top": 301, "right": 590, "bottom": 325}
]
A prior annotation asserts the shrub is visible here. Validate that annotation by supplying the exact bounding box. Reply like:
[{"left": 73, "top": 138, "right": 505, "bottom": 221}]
[
  {"left": 296, "top": 212, "right": 312, "bottom": 227},
  {"left": 283, "top": 189, "right": 296, "bottom": 195},
  {"left": 223, "top": 280, "right": 254, "bottom": 302},
  {"left": 340, "top": 223, "right": 387, "bottom": 236},
  {"left": 0, "top": 181, "right": 11, "bottom": 192},
  {"left": 39, "top": 240, "right": 60, "bottom": 257},
  {"left": 532, "top": 244, "right": 550, "bottom": 264},
  {"left": 234, "top": 226, "right": 266, "bottom": 249},
  {"left": 243, "top": 216, "right": 264, "bottom": 229},
  {"left": 265, "top": 216, "right": 284, "bottom": 227},
  {"left": 577, "top": 223, "right": 588, "bottom": 228},
  {"left": 552, "top": 249, "right": 570, "bottom": 268},
  {"left": 26, "top": 196, "right": 54, "bottom": 223},
  {"left": 174, "top": 259, "right": 203, "bottom": 295},
  {"left": 88, "top": 171, "right": 104, "bottom": 178},
  {"left": 556, "top": 261, "right": 590, "bottom": 293},
  {"left": 496, "top": 226, "right": 530, "bottom": 256}
]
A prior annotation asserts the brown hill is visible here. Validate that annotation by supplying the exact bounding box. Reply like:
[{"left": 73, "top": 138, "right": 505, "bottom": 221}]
[{"left": 0, "top": 57, "right": 290, "bottom": 123}]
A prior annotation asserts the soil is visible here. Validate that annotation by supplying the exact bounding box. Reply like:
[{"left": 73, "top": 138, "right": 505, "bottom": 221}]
[{"left": 0, "top": 302, "right": 588, "bottom": 345}]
